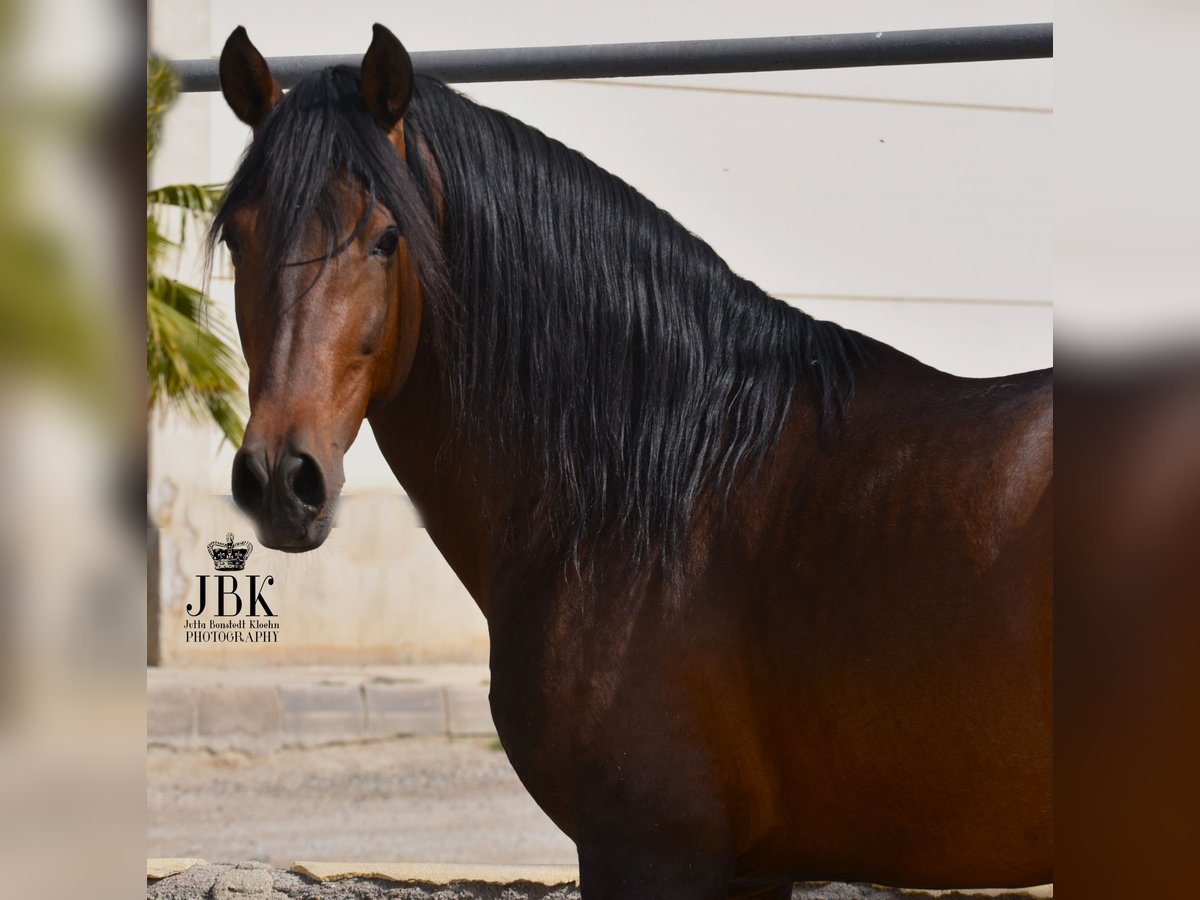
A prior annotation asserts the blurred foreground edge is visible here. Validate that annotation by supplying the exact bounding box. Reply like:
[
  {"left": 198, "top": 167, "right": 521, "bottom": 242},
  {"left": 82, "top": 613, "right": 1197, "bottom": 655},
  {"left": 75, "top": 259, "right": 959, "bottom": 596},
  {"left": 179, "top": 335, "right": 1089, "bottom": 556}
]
[{"left": 1057, "top": 347, "right": 1200, "bottom": 898}]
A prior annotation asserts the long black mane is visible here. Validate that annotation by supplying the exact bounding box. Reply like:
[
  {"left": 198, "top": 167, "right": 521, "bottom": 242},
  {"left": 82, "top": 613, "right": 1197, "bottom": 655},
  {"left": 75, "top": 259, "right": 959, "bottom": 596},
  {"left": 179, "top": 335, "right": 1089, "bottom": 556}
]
[{"left": 211, "top": 68, "right": 868, "bottom": 579}]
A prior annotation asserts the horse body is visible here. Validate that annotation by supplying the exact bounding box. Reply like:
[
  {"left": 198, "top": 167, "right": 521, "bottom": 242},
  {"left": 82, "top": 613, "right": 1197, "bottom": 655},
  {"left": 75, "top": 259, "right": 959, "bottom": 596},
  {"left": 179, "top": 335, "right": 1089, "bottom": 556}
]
[
  {"left": 213, "top": 25, "right": 1052, "bottom": 897},
  {"left": 372, "top": 334, "right": 1051, "bottom": 893}
]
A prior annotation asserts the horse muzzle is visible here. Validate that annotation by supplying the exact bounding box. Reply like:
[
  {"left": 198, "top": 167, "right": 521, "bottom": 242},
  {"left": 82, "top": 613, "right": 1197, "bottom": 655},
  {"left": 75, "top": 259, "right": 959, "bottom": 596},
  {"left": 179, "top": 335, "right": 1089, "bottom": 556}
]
[{"left": 231, "top": 438, "right": 341, "bottom": 552}]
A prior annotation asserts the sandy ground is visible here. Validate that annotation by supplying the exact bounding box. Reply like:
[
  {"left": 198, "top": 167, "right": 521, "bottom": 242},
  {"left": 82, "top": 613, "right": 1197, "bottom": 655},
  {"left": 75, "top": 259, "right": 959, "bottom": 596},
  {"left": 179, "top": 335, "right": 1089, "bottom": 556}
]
[{"left": 147, "top": 736, "right": 577, "bottom": 866}]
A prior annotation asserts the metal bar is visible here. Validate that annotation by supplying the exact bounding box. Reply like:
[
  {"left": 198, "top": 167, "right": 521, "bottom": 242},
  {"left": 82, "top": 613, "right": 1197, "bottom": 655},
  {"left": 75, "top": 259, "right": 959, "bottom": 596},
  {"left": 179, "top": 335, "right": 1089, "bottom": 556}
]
[{"left": 172, "top": 23, "right": 1052, "bottom": 93}]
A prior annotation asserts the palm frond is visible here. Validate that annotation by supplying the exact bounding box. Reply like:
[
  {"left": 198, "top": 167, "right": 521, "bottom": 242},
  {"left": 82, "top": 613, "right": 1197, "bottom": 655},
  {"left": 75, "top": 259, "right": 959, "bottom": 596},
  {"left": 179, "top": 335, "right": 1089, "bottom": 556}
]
[
  {"left": 147, "top": 282, "right": 246, "bottom": 446},
  {"left": 147, "top": 182, "right": 225, "bottom": 215},
  {"left": 147, "top": 182, "right": 226, "bottom": 255}
]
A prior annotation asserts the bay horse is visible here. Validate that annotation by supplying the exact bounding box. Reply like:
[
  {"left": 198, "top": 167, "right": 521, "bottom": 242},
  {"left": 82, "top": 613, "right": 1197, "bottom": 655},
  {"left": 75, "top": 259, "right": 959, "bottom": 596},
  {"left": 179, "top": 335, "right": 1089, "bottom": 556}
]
[{"left": 212, "top": 24, "right": 1052, "bottom": 898}]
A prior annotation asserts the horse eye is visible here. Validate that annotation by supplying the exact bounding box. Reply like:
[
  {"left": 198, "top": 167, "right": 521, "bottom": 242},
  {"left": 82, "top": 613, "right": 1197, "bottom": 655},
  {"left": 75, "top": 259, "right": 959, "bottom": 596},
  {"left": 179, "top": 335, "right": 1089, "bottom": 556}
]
[
  {"left": 222, "top": 233, "right": 243, "bottom": 267},
  {"left": 372, "top": 228, "right": 400, "bottom": 259}
]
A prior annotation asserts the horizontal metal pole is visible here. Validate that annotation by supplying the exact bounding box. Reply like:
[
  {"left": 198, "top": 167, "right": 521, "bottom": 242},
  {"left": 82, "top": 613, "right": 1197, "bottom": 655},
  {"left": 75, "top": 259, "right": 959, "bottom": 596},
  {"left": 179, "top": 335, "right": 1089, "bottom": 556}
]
[{"left": 172, "top": 23, "right": 1052, "bottom": 93}]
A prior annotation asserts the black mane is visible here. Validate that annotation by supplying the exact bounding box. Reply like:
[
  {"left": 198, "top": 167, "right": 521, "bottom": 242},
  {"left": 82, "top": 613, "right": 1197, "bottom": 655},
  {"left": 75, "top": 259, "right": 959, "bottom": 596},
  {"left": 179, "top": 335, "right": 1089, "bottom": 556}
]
[{"left": 210, "top": 69, "right": 868, "bottom": 579}]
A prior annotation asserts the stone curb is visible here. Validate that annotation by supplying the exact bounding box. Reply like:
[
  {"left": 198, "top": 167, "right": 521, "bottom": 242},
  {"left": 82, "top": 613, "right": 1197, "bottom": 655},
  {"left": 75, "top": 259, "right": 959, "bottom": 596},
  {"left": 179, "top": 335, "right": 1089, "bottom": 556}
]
[
  {"left": 146, "top": 861, "right": 1052, "bottom": 899},
  {"left": 148, "top": 669, "right": 495, "bottom": 752}
]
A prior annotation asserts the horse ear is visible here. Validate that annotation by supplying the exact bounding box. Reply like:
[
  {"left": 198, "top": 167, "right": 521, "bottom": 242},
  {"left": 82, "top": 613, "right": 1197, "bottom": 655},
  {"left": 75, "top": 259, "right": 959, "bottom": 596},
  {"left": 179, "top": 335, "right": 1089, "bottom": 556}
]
[
  {"left": 360, "top": 23, "right": 414, "bottom": 132},
  {"left": 219, "top": 26, "right": 283, "bottom": 130}
]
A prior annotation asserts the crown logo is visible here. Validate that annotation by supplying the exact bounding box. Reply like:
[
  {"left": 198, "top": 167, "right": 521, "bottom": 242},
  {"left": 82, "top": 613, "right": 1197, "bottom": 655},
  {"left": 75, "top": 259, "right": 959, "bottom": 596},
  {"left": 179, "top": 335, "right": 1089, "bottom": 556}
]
[{"left": 207, "top": 532, "right": 253, "bottom": 572}]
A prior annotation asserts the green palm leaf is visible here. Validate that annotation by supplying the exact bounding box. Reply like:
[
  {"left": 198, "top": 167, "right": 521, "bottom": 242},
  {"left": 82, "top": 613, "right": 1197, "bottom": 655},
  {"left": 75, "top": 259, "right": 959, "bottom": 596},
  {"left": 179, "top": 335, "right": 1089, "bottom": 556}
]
[
  {"left": 147, "top": 280, "right": 245, "bottom": 445},
  {"left": 147, "top": 183, "right": 224, "bottom": 213}
]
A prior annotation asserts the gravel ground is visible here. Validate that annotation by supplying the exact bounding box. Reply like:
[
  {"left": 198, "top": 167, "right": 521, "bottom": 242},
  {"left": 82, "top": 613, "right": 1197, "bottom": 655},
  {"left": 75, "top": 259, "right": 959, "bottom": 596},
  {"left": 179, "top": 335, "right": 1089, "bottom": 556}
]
[
  {"left": 147, "top": 863, "right": 1042, "bottom": 900},
  {"left": 148, "top": 736, "right": 576, "bottom": 866},
  {"left": 148, "top": 863, "right": 584, "bottom": 900}
]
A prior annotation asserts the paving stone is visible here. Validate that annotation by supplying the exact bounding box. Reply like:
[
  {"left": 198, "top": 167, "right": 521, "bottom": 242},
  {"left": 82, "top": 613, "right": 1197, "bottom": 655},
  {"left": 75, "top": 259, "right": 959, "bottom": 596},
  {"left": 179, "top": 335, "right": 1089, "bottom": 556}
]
[
  {"left": 148, "top": 685, "right": 196, "bottom": 739},
  {"left": 147, "top": 858, "right": 206, "bottom": 880},
  {"left": 446, "top": 684, "right": 496, "bottom": 736},
  {"left": 364, "top": 683, "right": 447, "bottom": 736},
  {"left": 212, "top": 861, "right": 286, "bottom": 900},
  {"left": 279, "top": 684, "right": 365, "bottom": 735},
  {"left": 197, "top": 686, "right": 283, "bottom": 737}
]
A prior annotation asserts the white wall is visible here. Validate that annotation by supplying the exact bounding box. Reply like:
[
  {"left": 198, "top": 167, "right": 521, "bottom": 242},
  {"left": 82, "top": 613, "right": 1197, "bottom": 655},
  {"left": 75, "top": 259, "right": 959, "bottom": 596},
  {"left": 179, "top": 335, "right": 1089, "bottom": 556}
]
[{"left": 148, "top": 1, "right": 1052, "bottom": 664}]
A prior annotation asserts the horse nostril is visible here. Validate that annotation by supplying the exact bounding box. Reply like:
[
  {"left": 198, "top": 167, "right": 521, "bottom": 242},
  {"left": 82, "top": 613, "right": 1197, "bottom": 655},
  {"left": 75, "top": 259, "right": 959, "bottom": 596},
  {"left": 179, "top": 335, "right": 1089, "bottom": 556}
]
[
  {"left": 286, "top": 453, "right": 326, "bottom": 509},
  {"left": 232, "top": 450, "right": 267, "bottom": 514}
]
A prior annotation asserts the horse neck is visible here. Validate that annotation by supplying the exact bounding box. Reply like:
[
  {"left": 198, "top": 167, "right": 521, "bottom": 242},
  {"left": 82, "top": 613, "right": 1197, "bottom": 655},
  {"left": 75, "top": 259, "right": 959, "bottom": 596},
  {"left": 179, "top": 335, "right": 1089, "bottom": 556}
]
[{"left": 366, "top": 332, "right": 507, "bottom": 615}]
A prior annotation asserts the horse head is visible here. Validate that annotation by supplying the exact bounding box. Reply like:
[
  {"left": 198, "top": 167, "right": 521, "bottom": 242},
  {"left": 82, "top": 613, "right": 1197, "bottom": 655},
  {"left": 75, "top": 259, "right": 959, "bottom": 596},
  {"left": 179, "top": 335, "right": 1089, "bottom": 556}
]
[{"left": 214, "top": 25, "right": 430, "bottom": 551}]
